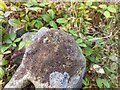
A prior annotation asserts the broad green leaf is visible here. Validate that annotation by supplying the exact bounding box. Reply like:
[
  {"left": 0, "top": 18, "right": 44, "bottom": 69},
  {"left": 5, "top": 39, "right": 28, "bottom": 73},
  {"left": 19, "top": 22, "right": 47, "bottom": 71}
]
[
  {"left": 103, "top": 11, "right": 110, "bottom": 19},
  {"left": 96, "top": 78, "right": 103, "bottom": 88},
  {"left": 88, "top": 38, "right": 102, "bottom": 41},
  {"left": 8, "top": 19, "right": 21, "bottom": 27},
  {"left": 91, "top": 6, "right": 97, "bottom": 9},
  {"left": 0, "top": 80, "right": 2, "bottom": 84},
  {"left": 0, "top": 67, "right": 4, "bottom": 78},
  {"left": 40, "top": 2, "right": 49, "bottom": 6},
  {"left": 0, "top": 59, "right": 8, "bottom": 65},
  {"left": 0, "top": 46, "right": 9, "bottom": 53},
  {"left": 20, "top": 12, "right": 25, "bottom": 17},
  {"left": 0, "top": 0, "right": 6, "bottom": 10},
  {"left": 10, "top": 32, "right": 16, "bottom": 41},
  {"left": 25, "top": 15, "right": 29, "bottom": 21},
  {"left": 84, "top": 47, "right": 93, "bottom": 56},
  {"left": 31, "top": 20, "right": 36, "bottom": 27},
  {"left": 47, "top": 9, "right": 55, "bottom": 19},
  {"left": 3, "top": 51, "right": 11, "bottom": 54},
  {"left": 99, "top": 4, "right": 107, "bottom": 9},
  {"left": 0, "top": 18, "right": 5, "bottom": 23},
  {"left": 79, "top": 43, "right": 87, "bottom": 47},
  {"left": 56, "top": 18, "right": 66, "bottom": 24},
  {"left": 0, "top": 55, "right": 3, "bottom": 61},
  {"left": 14, "top": 38, "right": 21, "bottom": 42},
  {"left": 49, "top": 21, "right": 58, "bottom": 29},
  {"left": 102, "top": 79, "right": 110, "bottom": 88},
  {"left": 41, "top": 15, "right": 52, "bottom": 23},
  {"left": 4, "top": 38, "right": 12, "bottom": 44},
  {"left": 68, "top": 30, "right": 78, "bottom": 37},
  {"left": 86, "top": 1, "right": 92, "bottom": 6},
  {"left": 4, "top": 11, "right": 12, "bottom": 17},
  {"left": 107, "top": 6, "right": 117, "bottom": 13},
  {"left": 35, "top": 20, "right": 43, "bottom": 29},
  {"left": 18, "top": 41, "right": 25, "bottom": 50},
  {"left": 76, "top": 39, "right": 83, "bottom": 44},
  {"left": 25, "top": 7, "right": 42, "bottom": 11},
  {"left": 12, "top": 43, "right": 16, "bottom": 47}
]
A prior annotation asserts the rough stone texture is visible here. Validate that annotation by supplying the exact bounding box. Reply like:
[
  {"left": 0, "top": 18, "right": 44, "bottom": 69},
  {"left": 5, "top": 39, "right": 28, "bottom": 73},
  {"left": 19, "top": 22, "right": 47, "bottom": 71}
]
[{"left": 4, "top": 27, "right": 86, "bottom": 89}]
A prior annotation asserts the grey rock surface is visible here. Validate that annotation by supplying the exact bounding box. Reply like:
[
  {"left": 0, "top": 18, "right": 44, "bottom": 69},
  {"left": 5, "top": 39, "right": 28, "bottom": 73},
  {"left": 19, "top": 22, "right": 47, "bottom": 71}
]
[{"left": 4, "top": 27, "right": 86, "bottom": 89}]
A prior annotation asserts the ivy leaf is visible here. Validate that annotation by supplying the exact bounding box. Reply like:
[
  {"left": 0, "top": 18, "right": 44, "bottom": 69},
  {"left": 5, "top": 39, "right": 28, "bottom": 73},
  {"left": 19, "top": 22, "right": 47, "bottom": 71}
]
[
  {"left": 103, "top": 11, "right": 110, "bottom": 19},
  {"left": 49, "top": 21, "right": 58, "bottom": 29},
  {"left": 10, "top": 32, "right": 16, "bottom": 41},
  {"left": 0, "top": 67, "right": 4, "bottom": 78},
  {"left": 96, "top": 78, "right": 103, "bottom": 88},
  {"left": 102, "top": 79, "right": 110, "bottom": 88},
  {"left": 56, "top": 18, "right": 66, "bottom": 24},
  {"left": 41, "top": 15, "right": 52, "bottom": 23},
  {"left": 0, "top": 59, "right": 8, "bottom": 65},
  {"left": 8, "top": 19, "right": 21, "bottom": 27}
]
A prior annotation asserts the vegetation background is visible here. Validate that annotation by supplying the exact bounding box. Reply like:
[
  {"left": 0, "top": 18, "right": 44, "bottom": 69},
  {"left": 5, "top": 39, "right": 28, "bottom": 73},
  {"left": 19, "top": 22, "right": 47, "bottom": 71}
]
[{"left": 0, "top": 0, "right": 119, "bottom": 89}]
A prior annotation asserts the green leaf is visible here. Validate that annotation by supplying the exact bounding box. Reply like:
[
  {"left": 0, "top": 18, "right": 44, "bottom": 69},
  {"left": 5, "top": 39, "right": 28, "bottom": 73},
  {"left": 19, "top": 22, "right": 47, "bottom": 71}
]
[
  {"left": 8, "top": 19, "right": 21, "bottom": 27},
  {"left": 76, "top": 39, "right": 83, "bottom": 44},
  {"left": 88, "top": 37, "right": 102, "bottom": 42},
  {"left": 0, "top": 0, "right": 6, "bottom": 10},
  {"left": 12, "top": 43, "right": 16, "bottom": 47},
  {"left": 0, "top": 46, "right": 10, "bottom": 53},
  {"left": 0, "top": 67, "right": 4, "bottom": 78},
  {"left": 14, "top": 38, "right": 21, "bottom": 42},
  {"left": 25, "top": 15, "right": 29, "bottom": 21},
  {"left": 25, "top": 7, "right": 42, "bottom": 11},
  {"left": 3, "top": 51, "right": 11, "bottom": 54},
  {"left": 56, "top": 18, "right": 66, "bottom": 24},
  {"left": 91, "top": 6, "right": 97, "bottom": 9},
  {"left": 79, "top": 43, "right": 87, "bottom": 47},
  {"left": 107, "top": 6, "right": 117, "bottom": 13},
  {"left": 41, "top": 14, "right": 52, "bottom": 23},
  {"left": 0, "top": 55, "right": 3, "bottom": 61},
  {"left": 68, "top": 30, "right": 78, "bottom": 37},
  {"left": 4, "top": 38, "right": 12, "bottom": 44},
  {"left": 0, "top": 59, "right": 8, "bottom": 65},
  {"left": 40, "top": 2, "right": 49, "bottom": 6},
  {"left": 49, "top": 21, "right": 58, "bottom": 29},
  {"left": 99, "top": 4, "right": 107, "bottom": 9},
  {"left": 35, "top": 20, "right": 43, "bottom": 29},
  {"left": 102, "top": 79, "right": 110, "bottom": 88},
  {"left": 4, "top": 11, "right": 12, "bottom": 17},
  {"left": 18, "top": 41, "right": 25, "bottom": 50},
  {"left": 103, "top": 11, "right": 110, "bottom": 19},
  {"left": 86, "top": 1, "right": 92, "bottom": 6},
  {"left": 96, "top": 78, "right": 103, "bottom": 88},
  {"left": 47, "top": 9, "right": 55, "bottom": 19},
  {"left": 84, "top": 47, "right": 93, "bottom": 56},
  {"left": 10, "top": 32, "right": 16, "bottom": 41},
  {"left": 4, "top": 33, "right": 10, "bottom": 41}
]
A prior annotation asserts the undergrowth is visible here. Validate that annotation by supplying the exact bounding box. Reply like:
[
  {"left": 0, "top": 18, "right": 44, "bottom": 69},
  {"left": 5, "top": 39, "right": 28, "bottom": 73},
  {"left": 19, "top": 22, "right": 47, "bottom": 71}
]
[{"left": 0, "top": 0, "right": 119, "bottom": 89}]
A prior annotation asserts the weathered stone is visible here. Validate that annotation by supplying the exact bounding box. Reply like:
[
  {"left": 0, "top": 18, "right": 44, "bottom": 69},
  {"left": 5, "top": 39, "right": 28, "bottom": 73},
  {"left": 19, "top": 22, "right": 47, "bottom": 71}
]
[{"left": 4, "top": 27, "right": 86, "bottom": 89}]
